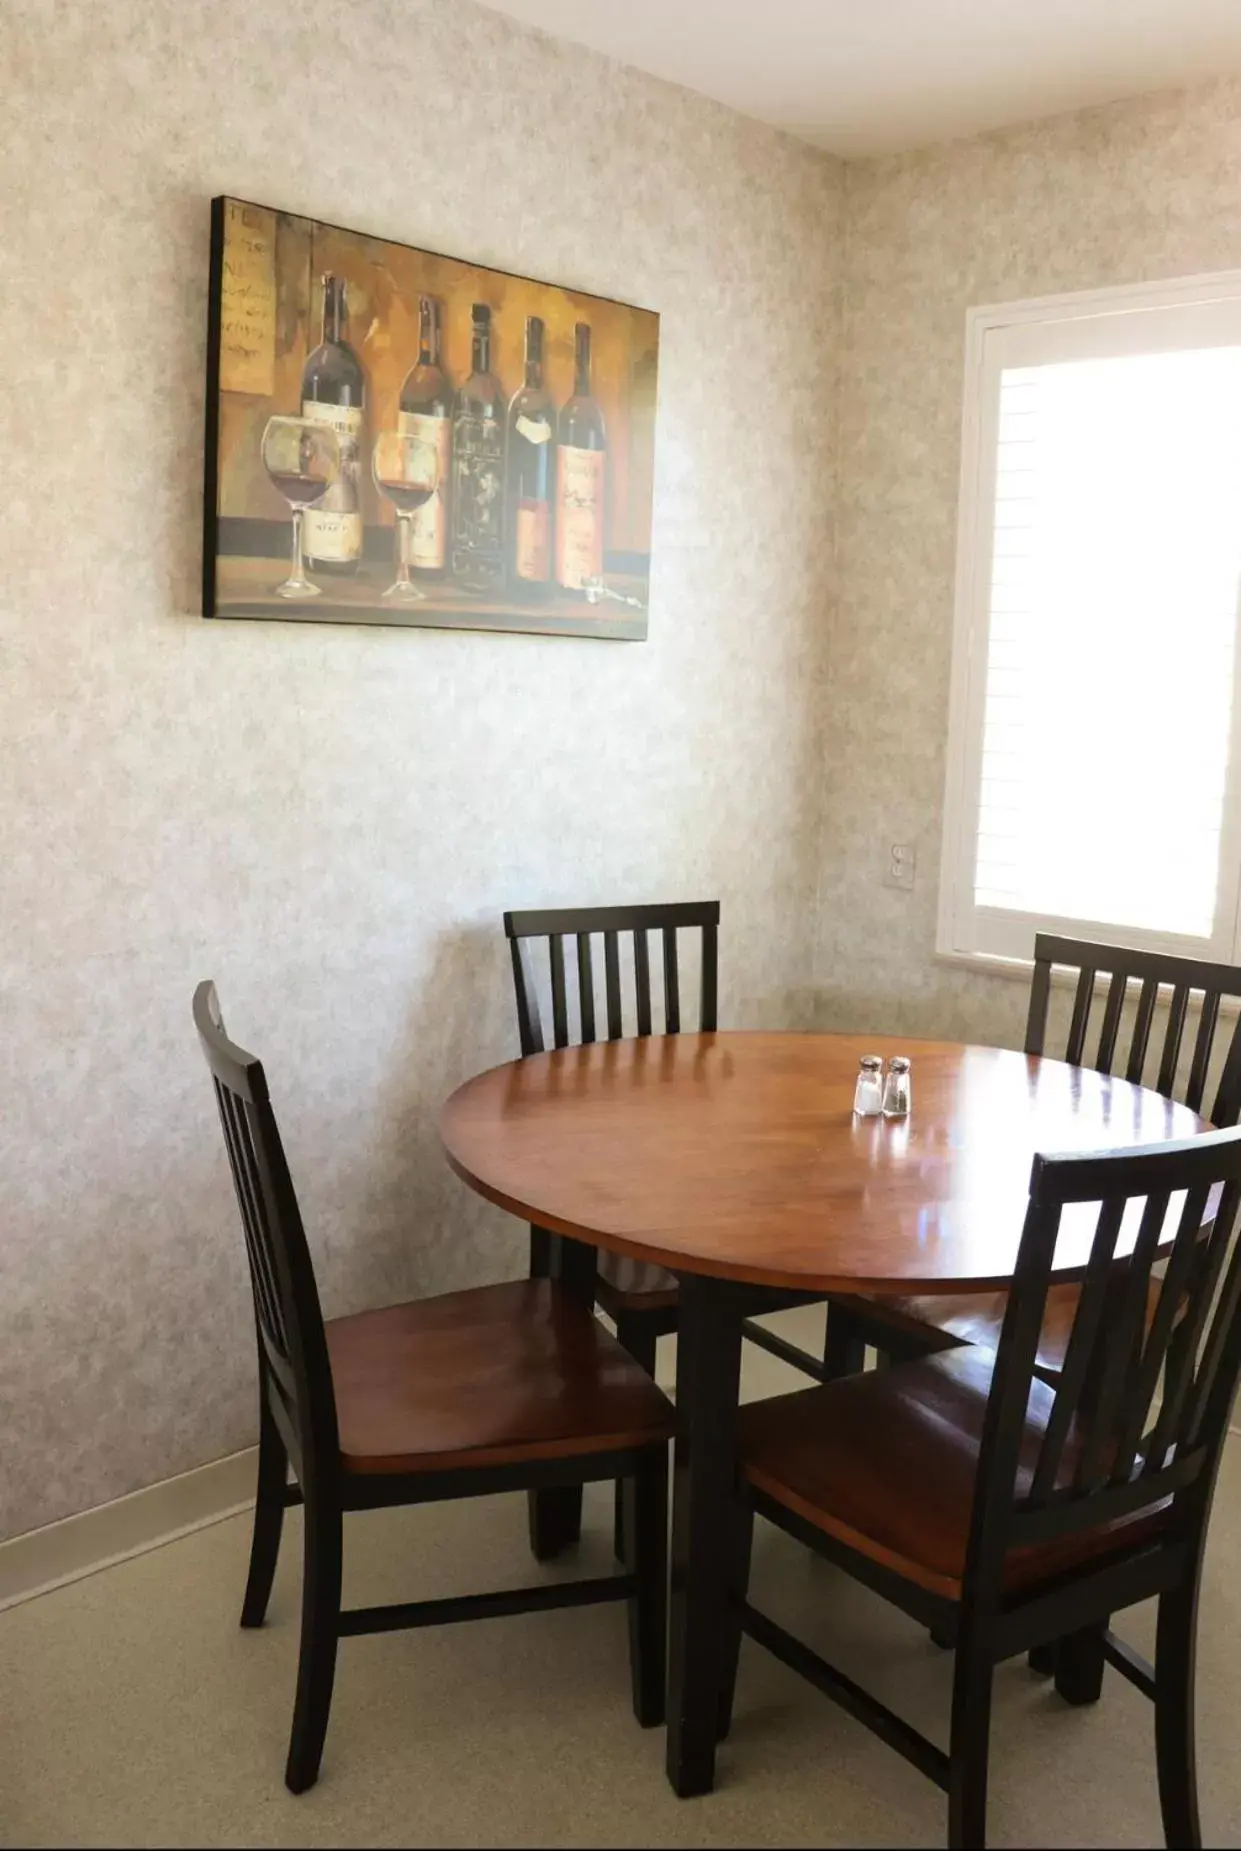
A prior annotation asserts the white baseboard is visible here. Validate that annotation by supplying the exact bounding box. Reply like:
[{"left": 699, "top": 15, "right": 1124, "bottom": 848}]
[{"left": 0, "top": 1447, "right": 258, "bottom": 1614}]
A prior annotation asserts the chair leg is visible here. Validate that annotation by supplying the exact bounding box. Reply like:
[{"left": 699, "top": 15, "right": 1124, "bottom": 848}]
[
  {"left": 529, "top": 1223, "right": 554, "bottom": 1278},
  {"left": 823, "top": 1302, "right": 869, "bottom": 1379},
  {"left": 527, "top": 1485, "right": 584, "bottom": 1560},
  {"left": 617, "top": 1313, "right": 659, "bottom": 1379},
  {"left": 284, "top": 1492, "right": 343, "bottom": 1795},
  {"left": 1027, "top": 1641, "right": 1059, "bottom": 1675},
  {"left": 948, "top": 1642, "right": 994, "bottom": 1850},
  {"left": 241, "top": 1392, "right": 287, "bottom": 1629},
  {"left": 626, "top": 1445, "right": 668, "bottom": 1728},
  {"left": 1155, "top": 1580, "right": 1202, "bottom": 1849},
  {"left": 716, "top": 1498, "right": 754, "bottom": 1742},
  {"left": 615, "top": 1314, "right": 660, "bottom": 1562},
  {"left": 1055, "top": 1624, "right": 1105, "bottom": 1706}
]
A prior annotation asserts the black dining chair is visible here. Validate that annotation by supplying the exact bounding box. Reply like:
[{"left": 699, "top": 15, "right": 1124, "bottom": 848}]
[
  {"left": 504, "top": 901, "right": 830, "bottom": 1560},
  {"left": 827, "top": 933, "right": 1241, "bottom": 1695},
  {"left": 720, "top": 1121, "right": 1241, "bottom": 1849},
  {"left": 193, "top": 981, "right": 673, "bottom": 1793},
  {"left": 828, "top": 933, "right": 1241, "bottom": 1393}
]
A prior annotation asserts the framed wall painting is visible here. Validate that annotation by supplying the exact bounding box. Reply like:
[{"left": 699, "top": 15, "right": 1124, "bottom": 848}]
[{"left": 202, "top": 197, "right": 660, "bottom": 640}]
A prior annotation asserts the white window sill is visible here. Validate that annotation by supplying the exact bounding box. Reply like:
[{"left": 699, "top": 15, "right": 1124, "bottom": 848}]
[
  {"left": 934, "top": 947, "right": 1241, "bottom": 1016},
  {"left": 934, "top": 949, "right": 1037, "bottom": 985}
]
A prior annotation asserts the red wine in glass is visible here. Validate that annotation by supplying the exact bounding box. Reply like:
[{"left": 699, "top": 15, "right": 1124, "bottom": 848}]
[
  {"left": 375, "top": 478, "right": 434, "bottom": 515},
  {"left": 268, "top": 469, "right": 331, "bottom": 507}
]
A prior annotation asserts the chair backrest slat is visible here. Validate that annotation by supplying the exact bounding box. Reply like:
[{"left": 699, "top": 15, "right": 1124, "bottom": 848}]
[
  {"left": 216, "top": 1084, "right": 288, "bottom": 1361},
  {"left": 1156, "top": 985, "right": 1192, "bottom": 1096},
  {"left": 576, "top": 933, "right": 596, "bottom": 1044},
  {"left": 1094, "top": 971, "right": 1128, "bottom": 1072},
  {"left": 663, "top": 925, "right": 681, "bottom": 1034},
  {"left": 549, "top": 934, "right": 569, "bottom": 1049},
  {"left": 1027, "top": 934, "right": 1241, "bottom": 1126},
  {"left": 1025, "top": 955, "right": 1052, "bottom": 1058},
  {"left": 1186, "top": 1180, "right": 1241, "bottom": 1448},
  {"left": 1028, "top": 1195, "right": 1125, "bottom": 1501},
  {"left": 1214, "top": 1014, "right": 1241, "bottom": 1126},
  {"left": 510, "top": 937, "right": 545, "bottom": 1057},
  {"left": 603, "top": 930, "right": 623, "bottom": 1039},
  {"left": 1110, "top": 1185, "right": 1213, "bottom": 1483},
  {"left": 1147, "top": 1182, "right": 1237, "bottom": 1466},
  {"left": 700, "top": 922, "right": 719, "bottom": 1031},
  {"left": 1124, "top": 976, "right": 1160, "bottom": 1083},
  {"left": 1064, "top": 965, "right": 1096, "bottom": 1065},
  {"left": 1185, "top": 993, "right": 1221, "bottom": 1113},
  {"left": 193, "top": 981, "right": 339, "bottom": 1483},
  {"left": 1073, "top": 1188, "right": 1170, "bottom": 1492},
  {"left": 259, "top": 1322, "right": 297, "bottom": 1401},
  {"left": 965, "top": 1125, "right": 1241, "bottom": 1612},
  {"left": 634, "top": 929, "right": 653, "bottom": 1036}
]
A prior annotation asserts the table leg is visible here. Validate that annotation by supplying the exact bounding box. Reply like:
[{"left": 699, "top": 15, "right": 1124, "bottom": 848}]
[
  {"left": 527, "top": 1485, "right": 583, "bottom": 1559},
  {"left": 822, "top": 1301, "right": 868, "bottom": 1379},
  {"left": 666, "top": 1273, "right": 746, "bottom": 1798},
  {"left": 527, "top": 1233, "right": 598, "bottom": 1561}
]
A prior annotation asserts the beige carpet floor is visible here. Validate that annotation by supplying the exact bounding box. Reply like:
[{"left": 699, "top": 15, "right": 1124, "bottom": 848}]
[{"left": 2, "top": 1308, "right": 1239, "bottom": 1848}]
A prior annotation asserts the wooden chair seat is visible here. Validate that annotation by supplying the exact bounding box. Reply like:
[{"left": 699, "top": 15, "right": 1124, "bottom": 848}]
[
  {"left": 739, "top": 1346, "right": 1168, "bottom": 1600},
  {"left": 831, "top": 1276, "right": 1161, "bottom": 1379},
  {"left": 594, "top": 1249, "right": 680, "bottom": 1313},
  {"left": 326, "top": 1279, "right": 675, "bottom": 1476}
]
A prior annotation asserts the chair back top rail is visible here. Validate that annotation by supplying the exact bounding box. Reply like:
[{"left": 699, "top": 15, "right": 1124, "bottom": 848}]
[
  {"left": 192, "top": 981, "right": 339, "bottom": 1479},
  {"left": 504, "top": 900, "right": 720, "bottom": 1056},
  {"left": 966, "top": 1122, "right": 1241, "bottom": 1606},
  {"left": 1026, "top": 931, "right": 1241, "bottom": 1124},
  {"left": 505, "top": 901, "right": 720, "bottom": 938}
]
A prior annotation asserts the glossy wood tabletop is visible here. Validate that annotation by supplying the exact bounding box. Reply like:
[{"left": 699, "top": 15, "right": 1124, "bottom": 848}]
[{"left": 440, "top": 1032, "right": 1208, "bottom": 1293}]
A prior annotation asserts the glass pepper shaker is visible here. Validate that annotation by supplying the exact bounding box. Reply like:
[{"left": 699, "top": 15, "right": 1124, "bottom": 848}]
[
  {"left": 853, "top": 1054, "right": 884, "bottom": 1118},
  {"left": 882, "top": 1055, "right": 912, "bottom": 1118}
]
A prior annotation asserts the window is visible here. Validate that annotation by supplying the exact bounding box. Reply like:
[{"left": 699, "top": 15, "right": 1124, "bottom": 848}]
[{"left": 939, "top": 273, "right": 1241, "bottom": 967}]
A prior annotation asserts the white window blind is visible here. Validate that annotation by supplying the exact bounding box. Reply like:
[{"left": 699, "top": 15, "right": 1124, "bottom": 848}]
[{"left": 940, "top": 277, "right": 1241, "bottom": 966}]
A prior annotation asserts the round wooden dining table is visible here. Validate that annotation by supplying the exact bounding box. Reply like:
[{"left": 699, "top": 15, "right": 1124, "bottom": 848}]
[{"left": 439, "top": 1029, "right": 1207, "bottom": 1797}]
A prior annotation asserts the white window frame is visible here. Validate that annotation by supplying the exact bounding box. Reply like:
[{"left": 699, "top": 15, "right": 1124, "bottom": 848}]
[{"left": 937, "top": 269, "right": 1241, "bottom": 973}]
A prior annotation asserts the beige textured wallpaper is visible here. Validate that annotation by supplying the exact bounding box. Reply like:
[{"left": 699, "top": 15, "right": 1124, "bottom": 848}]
[
  {"left": 821, "top": 77, "right": 1241, "bottom": 1049},
  {"left": 0, "top": 0, "right": 841, "bottom": 1540}
]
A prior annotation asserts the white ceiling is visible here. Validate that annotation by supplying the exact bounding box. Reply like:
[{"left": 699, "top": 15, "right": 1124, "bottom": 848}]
[{"left": 482, "top": 0, "right": 1241, "bottom": 156}]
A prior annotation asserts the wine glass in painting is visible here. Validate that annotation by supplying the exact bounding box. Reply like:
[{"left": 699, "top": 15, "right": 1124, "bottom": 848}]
[
  {"left": 372, "top": 431, "right": 439, "bottom": 600},
  {"left": 261, "top": 416, "right": 340, "bottom": 599}
]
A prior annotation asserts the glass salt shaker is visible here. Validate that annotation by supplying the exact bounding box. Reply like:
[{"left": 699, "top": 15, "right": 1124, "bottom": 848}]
[
  {"left": 853, "top": 1055, "right": 884, "bottom": 1118},
  {"left": 882, "top": 1055, "right": 912, "bottom": 1118}
]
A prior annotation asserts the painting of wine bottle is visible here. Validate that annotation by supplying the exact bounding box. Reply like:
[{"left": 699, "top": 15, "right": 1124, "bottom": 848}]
[{"left": 203, "top": 196, "right": 659, "bottom": 640}]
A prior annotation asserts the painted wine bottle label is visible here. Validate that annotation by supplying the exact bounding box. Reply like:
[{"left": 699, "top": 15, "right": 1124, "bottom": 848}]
[
  {"left": 514, "top": 500, "right": 551, "bottom": 581},
  {"left": 301, "top": 400, "right": 363, "bottom": 564},
  {"left": 451, "top": 413, "right": 504, "bottom": 590},
  {"left": 555, "top": 446, "right": 605, "bottom": 590}
]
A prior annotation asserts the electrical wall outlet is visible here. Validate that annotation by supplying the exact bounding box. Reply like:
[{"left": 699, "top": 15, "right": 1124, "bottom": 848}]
[{"left": 885, "top": 842, "right": 917, "bottom": 890}]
